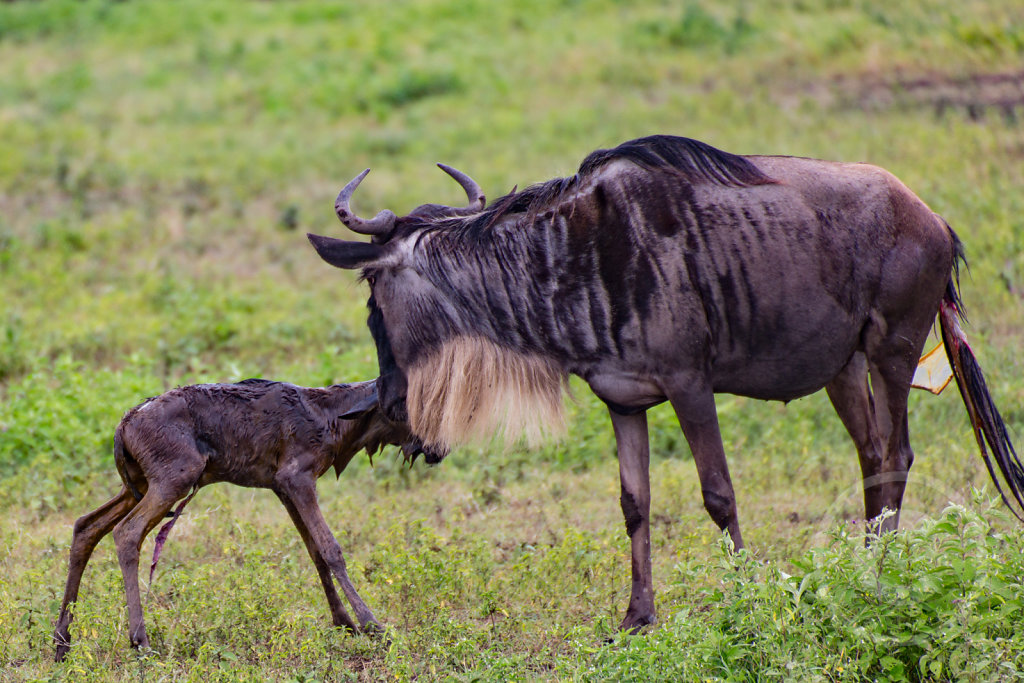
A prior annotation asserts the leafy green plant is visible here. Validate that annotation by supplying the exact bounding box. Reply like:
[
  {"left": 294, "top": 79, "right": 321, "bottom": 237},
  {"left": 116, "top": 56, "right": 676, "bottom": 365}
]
[{"left": 585, "top": 501, "right": 1024, "bottom": 681}]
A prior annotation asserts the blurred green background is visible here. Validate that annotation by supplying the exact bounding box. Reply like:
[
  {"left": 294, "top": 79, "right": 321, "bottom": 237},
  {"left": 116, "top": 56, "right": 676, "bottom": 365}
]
[{"left": 1, "top": 1, "right": 1023, "bottom": 680}]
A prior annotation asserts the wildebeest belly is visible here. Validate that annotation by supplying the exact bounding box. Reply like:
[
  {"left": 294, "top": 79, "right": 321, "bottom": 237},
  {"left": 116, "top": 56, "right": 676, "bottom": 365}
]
[{"left": 708, "top": 302, "right": 865, "bottom": 401}]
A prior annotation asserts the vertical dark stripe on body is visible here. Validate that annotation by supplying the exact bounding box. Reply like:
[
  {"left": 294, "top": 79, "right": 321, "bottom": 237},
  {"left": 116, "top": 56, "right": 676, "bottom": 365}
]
[
  {"left": 591, "top": 182, "right": 635, "bottom": 357},
  {"left": 684, "top": 201, "right": 725, "bottom": 347}
]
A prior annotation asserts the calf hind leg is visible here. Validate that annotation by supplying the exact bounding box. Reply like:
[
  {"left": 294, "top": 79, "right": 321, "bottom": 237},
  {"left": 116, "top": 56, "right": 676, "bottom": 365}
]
[
  {"left": 111, "top": 450, "right": 204, "bottom": 652},
  {"left": 54, "top": 487, "right": 137, "bottom": 662}
]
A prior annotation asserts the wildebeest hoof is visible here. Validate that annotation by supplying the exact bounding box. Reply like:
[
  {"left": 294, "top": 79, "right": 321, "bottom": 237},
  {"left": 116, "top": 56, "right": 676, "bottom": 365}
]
[
  {"left": 618, "top": 613, "right": 656, "bottom": 635},
  {"left": 54, "top": 644, "right": 71, "bottom": 663},
  {"left": 360, "top": 620, "right": 385, "bottom": 636},
  {"left": 132, "top": 643, "right": 160, "bottom": 661},
  {"left": 362, "top": 622, "right": 393, "bottom": 647}
]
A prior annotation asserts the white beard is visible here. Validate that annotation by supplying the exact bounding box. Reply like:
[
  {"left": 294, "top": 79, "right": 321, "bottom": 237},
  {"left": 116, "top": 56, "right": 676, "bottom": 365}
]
[{"left": 406, "top": 335, "right": 569, "bottom": 451}]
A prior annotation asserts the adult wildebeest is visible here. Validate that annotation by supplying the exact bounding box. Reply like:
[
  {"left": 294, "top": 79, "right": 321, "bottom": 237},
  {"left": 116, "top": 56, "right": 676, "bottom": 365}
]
[
  {"left": 54, "top": 378, "right": 437, "bottom": 661},
  {"left": 307, "top": 135, "right": 1023, "bottom": 631}
]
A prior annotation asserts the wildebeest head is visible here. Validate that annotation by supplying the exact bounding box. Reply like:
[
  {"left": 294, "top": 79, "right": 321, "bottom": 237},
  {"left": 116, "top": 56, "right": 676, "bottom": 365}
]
[{"left": 309, "top": 165, "right": 511, "bottom": 444}]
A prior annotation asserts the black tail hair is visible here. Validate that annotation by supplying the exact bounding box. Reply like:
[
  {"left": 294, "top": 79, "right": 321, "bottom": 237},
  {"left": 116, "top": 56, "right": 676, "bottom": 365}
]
[{"left": 939, "top": 235, "right": 1024, "bottom": 520}]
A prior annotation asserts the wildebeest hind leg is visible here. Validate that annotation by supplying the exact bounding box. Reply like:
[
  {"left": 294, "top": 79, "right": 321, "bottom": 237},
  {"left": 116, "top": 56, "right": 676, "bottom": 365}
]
[
  {"left": 863, "top": 342, "right": 921, "bottom": 534},
  {"left": 609, "top": 409, "right": 655, "bottom": 631},
  {"left": 826, "top": 352, "right": 890, "bottom": 527},
  {"left": 832, "top": 318, "right": 927, "bottom": 534}
]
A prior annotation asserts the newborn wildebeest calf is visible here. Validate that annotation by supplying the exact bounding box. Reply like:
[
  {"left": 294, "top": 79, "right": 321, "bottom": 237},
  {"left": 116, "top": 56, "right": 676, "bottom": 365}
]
[{"left": 54, "top": 378, "right": 438, "bottom": 662}]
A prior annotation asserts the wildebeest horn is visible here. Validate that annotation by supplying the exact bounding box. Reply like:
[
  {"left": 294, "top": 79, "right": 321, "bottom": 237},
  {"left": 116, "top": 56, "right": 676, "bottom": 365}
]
[
  {"left": 335, "top": 169, "right": 397, "bottom": 236},
  {"left": 437, "top": 163, "right": 485, "bottom": 214}
]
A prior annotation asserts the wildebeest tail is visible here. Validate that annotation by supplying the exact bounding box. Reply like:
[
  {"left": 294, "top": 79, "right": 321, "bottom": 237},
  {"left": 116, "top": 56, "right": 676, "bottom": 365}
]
[{"left": 939, "top": 236, "right": 1024, "bottom": 520}]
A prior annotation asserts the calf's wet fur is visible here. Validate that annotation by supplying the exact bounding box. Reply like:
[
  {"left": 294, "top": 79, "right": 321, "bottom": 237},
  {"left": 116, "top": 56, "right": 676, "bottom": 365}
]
[{"left": 53, "top": 378, "right": 438, "bottom": 662}]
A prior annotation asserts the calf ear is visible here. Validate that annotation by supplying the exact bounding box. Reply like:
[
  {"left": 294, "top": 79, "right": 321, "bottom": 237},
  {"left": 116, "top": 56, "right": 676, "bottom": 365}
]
[
  {"left": 307, "top": 233, "right": 384, "bottom": 269},
  {"left": 339, "top": 391, "right": 379, "bottom": 420}
]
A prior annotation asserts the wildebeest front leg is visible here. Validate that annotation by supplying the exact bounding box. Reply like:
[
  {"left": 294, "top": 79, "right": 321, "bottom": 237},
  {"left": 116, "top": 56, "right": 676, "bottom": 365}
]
[
  {"left": 54, "top": 487, "right": 137, "bottom": 661},
  {"left": 610, "top": 409, "right": 656, "bottom": 631},
  {"left": 274, "top": 491, "right": 358, "bottom": 632},
  {"left": 275, "top": 471, "right": 380, "bottom": 632},
  {"left": 668, "top": 386, "right": 745, "bottom": 550}
]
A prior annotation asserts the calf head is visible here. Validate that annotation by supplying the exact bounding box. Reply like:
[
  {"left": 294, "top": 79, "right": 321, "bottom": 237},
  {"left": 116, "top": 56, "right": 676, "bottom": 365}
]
[{"left": 339, "top": 382, "right": 446, "bottom": 465}]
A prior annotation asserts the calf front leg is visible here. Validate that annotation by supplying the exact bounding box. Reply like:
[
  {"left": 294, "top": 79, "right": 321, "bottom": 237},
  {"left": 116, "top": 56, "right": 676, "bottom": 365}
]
[
  {"left": 275, "top": 470, "right": 380, "bottom": 632},
  {"left": 275, "top": 492, "right": 358, "bottom": 632},
  {"left": 610, "top": 409, "right": 656, "bottom": 631}
]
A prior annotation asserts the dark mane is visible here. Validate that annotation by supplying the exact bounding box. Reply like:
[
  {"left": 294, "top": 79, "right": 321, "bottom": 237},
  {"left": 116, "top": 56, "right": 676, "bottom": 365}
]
[
  {"left": 579, "top": 135, "right": 774, "bottom": 187},
  {"left": 444, "top": 135, "right": 775, "bottom": 234}
]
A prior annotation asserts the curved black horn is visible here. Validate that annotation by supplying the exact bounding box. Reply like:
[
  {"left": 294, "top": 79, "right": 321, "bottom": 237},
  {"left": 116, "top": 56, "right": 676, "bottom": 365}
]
[
  {"left": 437, "top": 163, "right": 486, "bottom": 215},
  {"left": 335, "top": 169, "right": 396, "bottom": 235}
]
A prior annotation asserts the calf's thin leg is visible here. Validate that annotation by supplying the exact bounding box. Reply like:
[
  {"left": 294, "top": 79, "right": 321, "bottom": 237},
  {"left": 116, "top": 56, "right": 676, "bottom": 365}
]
[
  {"left": 54, "top": 487, "right": 136, "bottom": 662},
  {"left": 275, "top": 468, "right": 380, "bottom": 631},
  {"left": 275, "top": 491, "right": 358, "bottom": 632},
  {"left": 668, "top": 383, "right": 745, "bottom": 550},
  {"left": 610, "top": 409, "right": 656, "bottom": 631},
  {"left": 112, "top": 480, "right": 197, "bottom": 650}
]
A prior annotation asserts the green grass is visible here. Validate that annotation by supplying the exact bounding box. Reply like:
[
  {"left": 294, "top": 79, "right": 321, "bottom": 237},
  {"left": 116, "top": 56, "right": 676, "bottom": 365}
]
[{"left": 2, "top": 0, "right": 1024, "bottom": 679}]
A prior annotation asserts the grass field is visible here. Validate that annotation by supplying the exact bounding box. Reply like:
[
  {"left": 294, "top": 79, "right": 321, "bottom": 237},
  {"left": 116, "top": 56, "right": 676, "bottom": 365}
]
[{"left": 2, "top": 1, "right": 1024, "bottom": 680}]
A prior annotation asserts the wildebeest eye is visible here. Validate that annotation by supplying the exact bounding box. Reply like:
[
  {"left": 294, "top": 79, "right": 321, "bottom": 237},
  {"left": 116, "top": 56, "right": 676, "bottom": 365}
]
[{"left": 366, "top": 275, "right": 376, "bottom": 286}]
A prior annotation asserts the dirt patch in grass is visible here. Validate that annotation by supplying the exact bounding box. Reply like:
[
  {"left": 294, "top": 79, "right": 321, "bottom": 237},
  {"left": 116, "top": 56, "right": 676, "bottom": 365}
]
[{"left": 833, "top": 69, "right": 1024, "bottom": 120}]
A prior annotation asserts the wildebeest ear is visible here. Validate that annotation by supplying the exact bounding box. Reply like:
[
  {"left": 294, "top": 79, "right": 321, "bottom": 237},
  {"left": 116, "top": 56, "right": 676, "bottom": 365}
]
[
  {"left": 339, "top": 390, "right": 379, "bottom": 420},
  {"left": 307, "top": 233, "right": 385, "bottom": 269}
]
